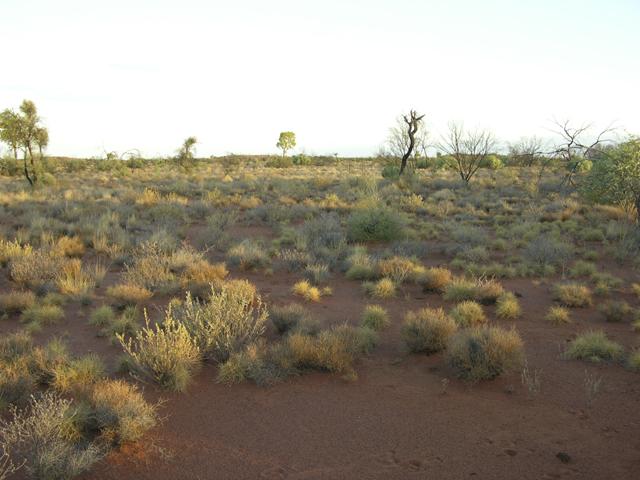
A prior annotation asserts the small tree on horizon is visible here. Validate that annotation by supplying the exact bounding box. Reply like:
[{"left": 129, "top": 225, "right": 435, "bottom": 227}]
[
  {"left": 177, "top": 136, "right": 198, "bottom": 165},
  {"left": 276, "top": 131, "right": 296, "bottom": 158},
  {"left": 440, "top": 122, "right": 496, "bottom": 185}
]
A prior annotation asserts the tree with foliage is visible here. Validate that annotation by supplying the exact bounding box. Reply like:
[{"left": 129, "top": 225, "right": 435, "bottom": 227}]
[
  {"left": 440, "top": 122, "right": 496, "bottom": 185},
  {"left": 276, "top": 131, "right": 296, "bottom": 158},
  {"left": 581, "top": 136, "right": 640, "bottom": 222},
  {"left": 0, "top": 100, "right": 48, "bottom": 186},
  {"left": 177, "top": 136, "right": 198, "bottom": 165}
]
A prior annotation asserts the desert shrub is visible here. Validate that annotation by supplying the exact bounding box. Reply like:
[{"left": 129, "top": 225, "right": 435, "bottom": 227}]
[
  {"left": 416, "top": 267, "right": 452, "bottom": 293},
  {"left": 545, "top": 306, "right": 571, "bottom": 325},
  {"left": 89, "top": 305, "right": 116, "bottom": 328},
  {"left": 277, "top": 249, "right": 311, "bottom": 272},
  {"left": 363, "top": 278, "right": 396, "bottom": 299},
  {"left": 347, "top": 206, "right": 405, "bottom": 243},
  {"left": 106, "top": 307, "right": 140, "bottom": 339},
  {"left": 303, "top": 263, "right": 330, "bottom": 284},
  {"left": 523, "top": 236, "right": 573, "bottom": 272},
  {"left": 123, "top": 243, "right": 176, "bottom": 291},
  {"left": 301, "top": 212, "right": 346, "bottom": 254},
  {"left": 227, "top": 240, "right": 270, "bottom": 270},
  {"left": 569, "top": 260, "right": 597, "bottom": 278},
  {"left": 52, "top": 236, "right": 85, "bottom": 258},
  {"left": 89, "top": 380, "right": 157, "bottom": 445},
  {"left": 20, "top": 304, "right": 64, "bottom": 328},
  {"left": 443, "top": 278, "right": 477, "bottom": 302},
  {"left": 632, "top": 283, "right": 640, "bottom": 298},
  {"left": 10, "top": 250, "right": 62, "bottom": 290},
  {"left": 0, "top": 360, "right": 36, "bottom": 406},
  {"left": 599, "top": 300, "right": 633, "bottom": 323},
  {"left": 175, "top": 283, "right": 267, "bottom": 362},
  {"left": 292, "top": 280, "right": 322, "bottom": 302},
  {"left": 458, "top": 246, "right": 490, "bottom": 263},
  {"left": 217, "top": 342, "right": 283, "bottom": 386},
  {"left": 402, "top": 308, "right": 457, "bottom": 354},
  {"left": 270, "top": 303, "right": 311, "bottom": 335},
  {"left": 52, "top": 354, "right": 105, "bottom": 394},
  {"left": 496, "top": 292, "right": 521, "bottom": 320},
  {"left": 377, "top": 256, "right": 423, "bottom": 284},
  {"left": 360, "top": 305, "right": 390, "bottom": 331},
  {"left": 552, "top": 283, "right": 593, "bottom": 308},
  {"left": 447, "top": 326, "right": 524, "bottom": 381},
  {"left": 450, "top": 225, "right": 488, "bottom": 247},
  {"left": 0, "top": 393, "right": 102, "bottom": 480},
  {"left": 106, "top": 284, "right": 153, "bottom": 307},
  {"left": 180, "top": 260, "right": 228, "bottom": 290},
  {"left": 117, "top": 312, "right": 201, "bottom": 392},
  {"left": 450, "top": 301, "right": 486, "bottom": 327},
  {"left": 55, "top": 259, "right": 96, "bottom": 296},
  {"left": 0, "top": 291, "right": 36, "bottom": 314},
  {"left": 475, "top": 278, "right": 505, "bottom": 304},
  {"left": 345, "top": 247, "right": 377, "bottom": 281},
  {"left": 564, "top": 331, "right": 624, "bottom": 363}
]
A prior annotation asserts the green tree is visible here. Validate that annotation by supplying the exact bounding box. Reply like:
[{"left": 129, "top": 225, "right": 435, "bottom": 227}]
[
  {"left": 0, "top": 109, "right": 22, "bottom": 161},
  {"left": 582, "top": 136, "right": 640, "bottom": 222},
  {"left": 177, "top": 136, "right": 198, "bottom": 165},
  {"left": 276, "top": 131, "right": 296, "bottom": 158}
]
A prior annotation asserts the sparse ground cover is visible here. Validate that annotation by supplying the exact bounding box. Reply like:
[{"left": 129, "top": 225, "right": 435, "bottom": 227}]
[{"left": 0, "top": 157, "right": 638, "bottom": 479}]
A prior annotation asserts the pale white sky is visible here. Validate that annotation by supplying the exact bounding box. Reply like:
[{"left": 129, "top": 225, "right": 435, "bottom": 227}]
[{"left": 1, "top": 0, "right": 638, "bottom": 157}]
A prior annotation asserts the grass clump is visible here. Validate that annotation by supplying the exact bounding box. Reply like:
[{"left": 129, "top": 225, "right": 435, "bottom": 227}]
[
  {"left": 292, "top": 280, "right": 322, "bottom": 302},
  {"left": 270, "top": 303, "right": 312, "bottom": 335},
  {"left": 450, "top": 301, "right": 486, "bottom": 327},
  {"left": 632, "top": 283, "right": 640, "bottom": 298},
  {"left": 552, "top": 283, "right": 593, "bottom": 308},
  {"left": 443, "top": 278, "right": 477, "bottom": 302},
  {"left": 363, "top": 278, "right": 396, "bottom": 299},
  {"left": 345, "top": 247, "right": 377, "bottom": 281},
  {"left": 628, "top": 350, "right": 640, "bottom": 372},
  {"left": 447, "top": 326, "right": 524, "bottom": 381},
  {"left": 52, "top": 354, "right": 105, "bottom": 394},
  {"left": 545, "top": 306, "right": 571, "bottom": 325},
  {"left": 0, "top": 291, "right": 36, "bottom": 315},
  {"left": 416, "top": 267, "right": 452, "bottom": 293},
  {"left": 402, "top": 308, "right": 457, "bottom": 354},
  {"left": 360, "top": 305, "right": 390, "bottom": 331},
  {"left": 117, "top": 311, "right": 201, "bottom": 392},
  {"left": 89, "top": 379, "right": 157, "bottom": 445},
  {"left": 89, "top": 305, "right": 116, "bottom": 328},
  {"left": 106, "top": 284, "right": 153, "bottom": 308},
  {"left": 227, "top": 240, "right": 270, "bottom": 270},
  {"left": 564, "top": 331, "right": 624, "bottom": 363},
  {"left": 20, "top": 304, "right": 64, "bottom": 329},
  {"left": 495, "top": 292, "right": 521, "bottom": 320}
]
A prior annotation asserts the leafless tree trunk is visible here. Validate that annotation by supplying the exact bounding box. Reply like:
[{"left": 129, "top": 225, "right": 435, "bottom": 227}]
[
  {"left": 508, "top": 136, "right": 544, "bottom": 167},
  {"left": 399, "top": 110, "right": 425, "bottom": 175}
]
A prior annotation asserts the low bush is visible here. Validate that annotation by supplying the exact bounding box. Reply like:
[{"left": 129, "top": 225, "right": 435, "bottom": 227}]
[
  {"left": 175, "top": 282, "right": 268, "bottom": 362},
  {"left": 52, "top": 354, "right": 105, "bottom": 394},
  {"left": 347, "top": 206, "right": 405, "bottom": 243},
  {"left": 416, "top": 267, "right": 452, "bottom": 293},
  {"left": 0, "top": 393, "right": 102, "bottom": 480},
  {"left": 402, "top": 308, "right": 457, "bottom": 354},
  {"left": 117, "top": 312, "right": 201, "bottom": 392},
  {"left": 377, "top": 256, "right": 423, "bottom": 285},
  {"left": 270, "top": 303, "right": 311, "bottom": 335},
  {"left": 450, "top": 301, "right": 486, "bottom": 327},
  {"left": 360, "top": 305, "right": 390, "bottom": 331},
  {"left": 0, "top": 291, "right": 36, "bottom": 314},
  {"left": 545, "top": 306, "right": 571, "bottom": 325},
  {"left": 447, "top": 326, "right": 524, "bottom": 381},
  {"left": 20, "top": 304, "right": 64, "bottom": 328},
  {"left": 363, "top": 278, "right": 396, "bottom": 299},
  {"left": 292, "top": 280, "right": 322, "bottom": 302},
  {"left": 89, "top": 379, "right": 157, "bottom": 445},
  {"left": 599, "top": 300, "right": 633, "bottom": 323},
  {"left": 628, "top": 350, "right": 640, "bottom": 373},
  {"left": 106, "top": 284, "right": 153, "bottom": 308},
  {"left": 89, "top": 305, "right": 116, "bottom": 328},
  {"left": 552, "top": 283, "right": 593, "bottom": 308},
  {"left": 564, "top": 331, "right": 624, "bottom": 363},
  {"left": 495, "top": 292, "right": 521, "bottom": 320},
  {"left": 227, "top": 240, "right": 270, "bottom": 270},
  {"left": 443, "top": 278, "right": 477, "bottom": 302}
]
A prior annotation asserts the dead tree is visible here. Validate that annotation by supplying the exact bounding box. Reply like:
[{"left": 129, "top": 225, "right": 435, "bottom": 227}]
[
  {"left": 508, "top": 136, "right": 544, "bottom": 167},
  {"left": 399, "top": 110, "right": 425, "bottom": 175},
  {"left": 440, "top": 122, "right": 496, "bottom": 185},
  {"left": 551, "top": 120, "right": 614, "bottom": 188}
]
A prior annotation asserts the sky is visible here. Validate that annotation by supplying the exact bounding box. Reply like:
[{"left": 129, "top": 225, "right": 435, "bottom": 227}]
[{"left": 1, "top": 0, "right": 639, "bottom": 158}]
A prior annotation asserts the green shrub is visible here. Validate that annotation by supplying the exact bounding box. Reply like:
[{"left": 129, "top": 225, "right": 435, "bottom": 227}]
[
  {"left": 628, "top": 350, "right": 640, "bottom": 372},
  {"left": 564, "top": 331, "right": 624, "bottom": 363},
  {"left": 20, "top": 304, "right": 64, "bottom": 328},
  {"left": 569, "top": 260, "right": 597, "bottom": 278},
  {"left": 227, "top": 240, "right": 270, "bottom": 270},
  {"left": 270, "top": 303, "right": 311, "bottom": 335},
  {"left": 496, "top": 292, "right": 521, "bottom": 320},
  {"left": 402, "top": 308, "right": 457, "bottom": 354},
  {"left": 443, "top": 278, "right": 477, "bottom": 302},
  {"left": 117, "top": 312, "right": 201, "bottom": 392},
  {"left": 347, "top": 207, "right": 405, "bottom": 242},
  {"left": 89, "top": 305, "right": 116, "bottom": 328},
  {"left": 450, "top": 301, "right": 486, "bottom": 327},
  {"left": 552, "top": 283, "right": 593, "bottom": 308},
  {"left": 447, "top": 326, "right": 524, "bottom": 381},
  {"left": 360, "top": 305, "right": 390, "bottom": 331}
]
